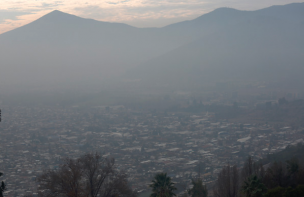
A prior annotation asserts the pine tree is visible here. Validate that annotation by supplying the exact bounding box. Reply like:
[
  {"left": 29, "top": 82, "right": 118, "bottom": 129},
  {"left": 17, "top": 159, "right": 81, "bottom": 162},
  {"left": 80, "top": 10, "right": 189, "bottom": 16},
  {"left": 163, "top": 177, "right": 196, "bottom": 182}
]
[{"left": 241, "top": 175, "right": 266, "bottom": 197}]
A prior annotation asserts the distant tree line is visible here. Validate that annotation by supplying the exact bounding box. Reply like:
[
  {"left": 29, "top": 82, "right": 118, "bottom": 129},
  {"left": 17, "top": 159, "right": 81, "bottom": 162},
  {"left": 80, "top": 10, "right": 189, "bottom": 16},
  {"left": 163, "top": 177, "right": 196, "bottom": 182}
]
[
  {"left": 3, "top": 152, "right": 207, "bottom": 197},
  {"left": 5, "top": 144, "right": 304, "bottom": 197},
  {"left": 213, "top": 143, "right": 304, "bottom": 197}
]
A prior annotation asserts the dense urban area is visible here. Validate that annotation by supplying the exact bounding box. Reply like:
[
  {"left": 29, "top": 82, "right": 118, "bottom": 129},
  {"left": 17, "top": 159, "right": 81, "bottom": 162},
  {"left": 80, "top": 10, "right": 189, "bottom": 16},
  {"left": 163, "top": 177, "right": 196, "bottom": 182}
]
[
  {"left": 1, "top": 2, "right": 304, "bottom": 197},
  {"left": 1, "top": 94, "right": 304, "bottom": 197}
]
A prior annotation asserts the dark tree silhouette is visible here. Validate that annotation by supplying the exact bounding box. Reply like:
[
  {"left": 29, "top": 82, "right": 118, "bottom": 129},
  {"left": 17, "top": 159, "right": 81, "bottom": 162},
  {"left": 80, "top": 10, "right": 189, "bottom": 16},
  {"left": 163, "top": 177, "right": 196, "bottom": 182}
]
[
  {"left": 0, "top": 172, "right": 6, "bottom": 197},
  {"left": 213, "top": 164, "right": 239, "bottom": 197},
  {"left": 187, "top": 179, "right": 207, "bottom": 197},
  {"left": 241, "top": 175, "right": 266, "bottom": 197},
  {"left": 37, "top": 153, "right": 137, "bottom": 197},
  {"left": 149, "top": 173, "right": 176, "bottom": 197}
]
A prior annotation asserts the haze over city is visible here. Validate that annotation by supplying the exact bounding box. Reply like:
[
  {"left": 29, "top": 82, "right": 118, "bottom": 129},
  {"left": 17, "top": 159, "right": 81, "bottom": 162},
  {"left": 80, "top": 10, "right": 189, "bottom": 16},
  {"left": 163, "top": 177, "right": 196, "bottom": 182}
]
[{"left": 1, "top": 1, "right": 304, "bottom": 197}]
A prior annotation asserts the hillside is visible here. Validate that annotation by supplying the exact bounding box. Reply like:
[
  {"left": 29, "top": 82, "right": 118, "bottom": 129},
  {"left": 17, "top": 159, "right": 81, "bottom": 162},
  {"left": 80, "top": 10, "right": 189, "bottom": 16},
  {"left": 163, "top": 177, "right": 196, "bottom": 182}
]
[
  {"left": 124, "top": 16, "right": 304, "bottom": 89},
  {"left": 124, "top": 3, "right": 304, "bottom": 90},
  {"left": 1, "top": 3, "right": 304, "bottom": 93},
  {"left": 0, "top": 11, "right": 185, "bottom": 91}
]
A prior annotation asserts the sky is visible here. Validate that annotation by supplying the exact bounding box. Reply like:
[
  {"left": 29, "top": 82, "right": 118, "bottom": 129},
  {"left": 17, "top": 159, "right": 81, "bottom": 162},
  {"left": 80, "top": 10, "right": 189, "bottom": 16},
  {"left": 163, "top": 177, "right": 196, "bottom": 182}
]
[{"left": 1, "top": 0, "right": 304, "bottom": 34}]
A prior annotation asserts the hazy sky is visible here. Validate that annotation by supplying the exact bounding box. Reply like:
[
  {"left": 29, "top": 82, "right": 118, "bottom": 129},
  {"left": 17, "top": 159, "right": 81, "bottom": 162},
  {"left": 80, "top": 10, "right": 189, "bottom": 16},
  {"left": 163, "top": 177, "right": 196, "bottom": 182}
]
[{"left": 1, "top": 0, "right": 304, "bottom": 34}]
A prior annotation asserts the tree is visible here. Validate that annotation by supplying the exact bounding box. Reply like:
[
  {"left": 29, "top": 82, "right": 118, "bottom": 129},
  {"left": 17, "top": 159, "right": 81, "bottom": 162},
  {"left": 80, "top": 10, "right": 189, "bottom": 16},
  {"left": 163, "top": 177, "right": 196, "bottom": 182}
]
[
  {"left": 241, "top": 156, "right": 265, "bottom": 188},
  {"left": 286, "top": 158, "right": 299, "bottom": 186},
  {"left": 241, "top": 175, "right": 266, "bottom": 197},
  {"left": 264, "top": 161, "right": 288, "bottom": 188},
  {"left": 284, "top": 185, "right": 304, "bottom": 197},
  {"left": 286, "top": 158, "right": 299, "bottom": 175},
  {"left": 264, "top": 186, "right": 285, "bottom": 197},
  {"left": 37, "top": 153, "right": 137, "bottom": 197},
  {"left": 265, "top": 185, "right": 304, "bottom": 197},
  {"left": 149, "top": 173, "right": 176, "bottom": 197},
  {"left": 188, "top": 179, "right": 207, "bottom": 197},
  {"left": 0, "top": 172, "right": 6, "bottom": 197},
  {"left": 241, "top": 156, "right": 255, "bottom": 181},
  {"left": 213, "top": 164, "right": 239, "bottom": 197}
]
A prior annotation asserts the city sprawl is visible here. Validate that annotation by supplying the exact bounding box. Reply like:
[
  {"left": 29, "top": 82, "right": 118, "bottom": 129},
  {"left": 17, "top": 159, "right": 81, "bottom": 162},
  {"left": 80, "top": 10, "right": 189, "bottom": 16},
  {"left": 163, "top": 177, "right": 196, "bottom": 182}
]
[{"left": 0, "top": 105, "right": 303, "bottom": 196}]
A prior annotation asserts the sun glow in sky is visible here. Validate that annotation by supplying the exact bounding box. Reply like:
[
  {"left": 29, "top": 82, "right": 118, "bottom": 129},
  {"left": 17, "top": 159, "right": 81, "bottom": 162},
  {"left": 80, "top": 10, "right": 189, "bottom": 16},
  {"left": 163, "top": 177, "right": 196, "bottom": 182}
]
[{"left": 1, "top": 0, "right": 304, "bottom": 34}]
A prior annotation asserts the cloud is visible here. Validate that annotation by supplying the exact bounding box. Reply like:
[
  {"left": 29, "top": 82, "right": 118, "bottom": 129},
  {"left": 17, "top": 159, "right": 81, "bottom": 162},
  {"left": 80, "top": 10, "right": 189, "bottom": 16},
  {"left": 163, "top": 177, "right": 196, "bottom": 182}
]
[
  {"left": 1, "top": 0, "right": 304, "bottom": 33},
  {"left": 73, "top": 0, "right": 304, "bottom": 25},
  {"left": 0, "top": 10, "right": 33, "bottom": 24},
  {"left": 74, "top": 6, "right": 116, "bottom": 19},
  {"left": 39, "top": 1, "right": 64, "bottom": 9},
  {"left": 74, "top": 0, "right": 212, "bottom": 24},
  {"left": 0, "top": 0, "right": 65, "bottom": 33}
]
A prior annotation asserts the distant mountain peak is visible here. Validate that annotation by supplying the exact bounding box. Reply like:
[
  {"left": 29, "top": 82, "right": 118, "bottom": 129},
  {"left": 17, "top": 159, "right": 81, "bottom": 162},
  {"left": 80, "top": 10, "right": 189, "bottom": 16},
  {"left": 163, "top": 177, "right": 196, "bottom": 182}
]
[
  {"left": 209, "top": 7, "right": 244, "bottom": 16},
  {"left": 190, "top": 6, "right": 245, "bottom": 24},
  {"left": 213, "top": 7, "right": 238, "bottom": 11},
  {"left": 38, "top": 10, "right": 80, "bottom": 22},
  {"left": 50, "top": 10, "right": 63, "bottom": 13},
  {"left": 45, "top": 10, "right": 70, "bottom": 16}
]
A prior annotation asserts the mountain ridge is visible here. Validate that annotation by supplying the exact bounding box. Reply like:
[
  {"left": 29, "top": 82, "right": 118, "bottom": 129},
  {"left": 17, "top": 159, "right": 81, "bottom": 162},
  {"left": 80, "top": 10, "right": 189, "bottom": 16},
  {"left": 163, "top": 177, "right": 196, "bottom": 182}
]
[
  {"left": 0, "top": 2, "right": 304, "bottom": 93},
  {"left": 124, "top": 11, "right": 304, "bottom": 89},
  {"left": 2, "top": 2, "right": 304, "bottom": 36}
]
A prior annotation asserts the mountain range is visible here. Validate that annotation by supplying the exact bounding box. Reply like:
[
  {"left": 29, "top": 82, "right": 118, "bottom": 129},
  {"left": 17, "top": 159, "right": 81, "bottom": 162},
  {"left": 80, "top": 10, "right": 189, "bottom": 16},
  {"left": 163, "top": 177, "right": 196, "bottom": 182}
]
[{"left": 0, "top": 2, "right": 304, "bottom": 93}]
